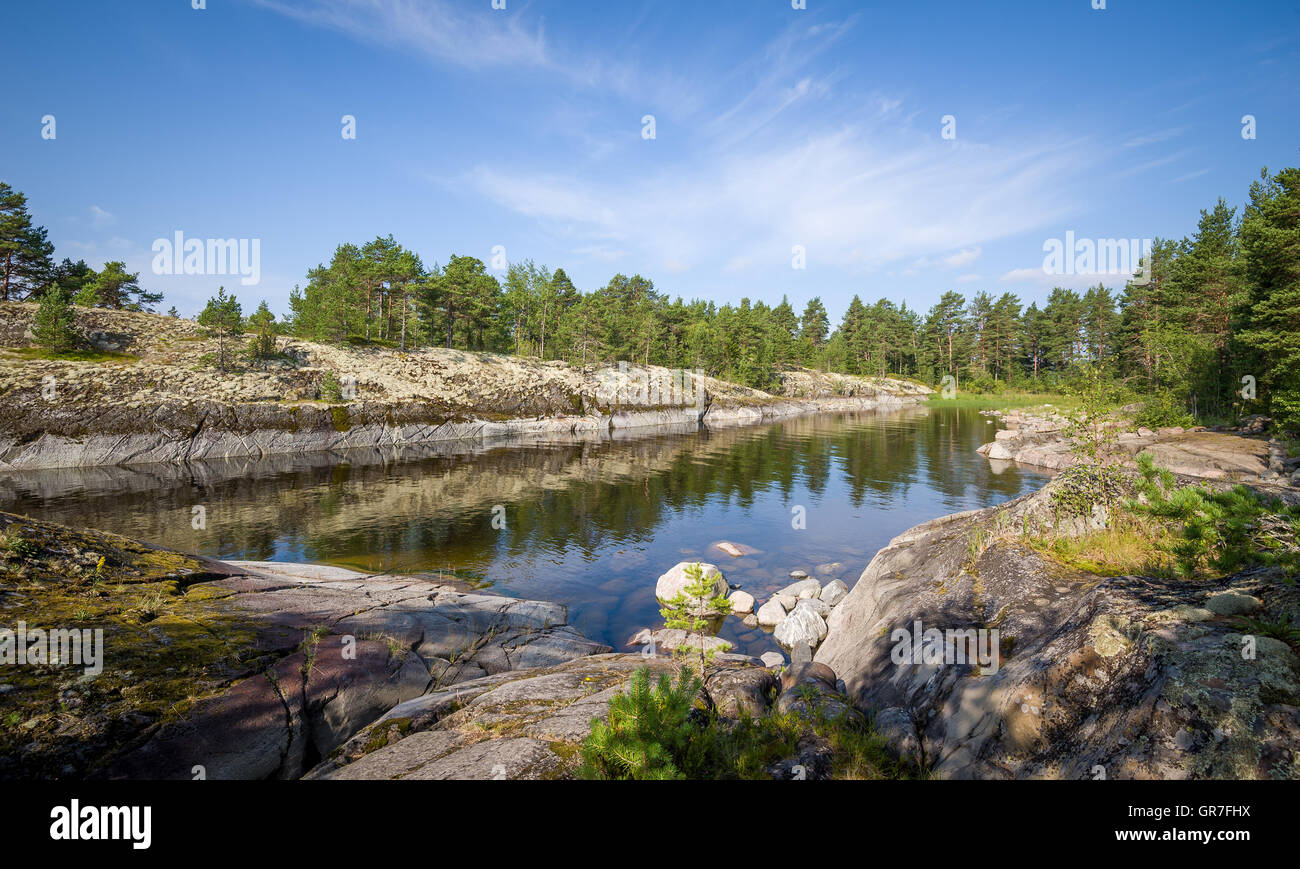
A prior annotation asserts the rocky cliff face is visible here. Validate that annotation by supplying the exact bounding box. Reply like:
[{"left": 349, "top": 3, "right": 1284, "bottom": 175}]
[
  {"left": 0, "top": 302, "right": 929, "bottom": 470},
  {"left": 815, "top": 479, "right": 1300, "bottom": 779}
]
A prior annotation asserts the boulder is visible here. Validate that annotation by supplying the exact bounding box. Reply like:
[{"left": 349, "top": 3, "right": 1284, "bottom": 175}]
[
  {"left": 778, "top": 578, "right": 821, "bottom": 599},
  {"left": 760, "top": 651, "right": 786, "bottom": 669},
  {"left": 820, "top": 579, "right": 849, "bottom": 607},
  {"left": 756, "top": 598, "right": 787, "bottom": 627},
  {"left": 774, "top": 603, "right": 828, "bottom": 651},
  {"left": 815, "top": 479, "right": 1300, "bottom": 780},
  {"left": 654, "top": 561, "right": 728, "bottom": 615},
  {"left": 704, "top": 666, "right": 779, "bottom": 718},
  {"left": 728, "top": 590, "right": 755, "bottom": 615},
  {"left": 1204, "top": 590, "right": 1262, "bottom": 616},
  {"left": 794, "top": 596, "right": 830, "bottom": 618}
]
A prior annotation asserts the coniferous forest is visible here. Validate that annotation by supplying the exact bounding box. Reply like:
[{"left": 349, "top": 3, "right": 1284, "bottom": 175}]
[{"left": 6, "top": 167, "right": 1299, "bottom": 430}]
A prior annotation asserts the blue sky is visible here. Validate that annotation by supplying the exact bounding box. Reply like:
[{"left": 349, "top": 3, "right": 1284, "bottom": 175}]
[{"left": 3, "top": 0, "right": 1297, "bottom": 318}]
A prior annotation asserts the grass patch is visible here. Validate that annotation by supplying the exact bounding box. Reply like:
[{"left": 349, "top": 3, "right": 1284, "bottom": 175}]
[
  {"left": 1028, "top": 514, "right": 1180, "bottom": 578},
  {"left": 926, "top": 391, "right": 1077, "bottom": 410}
]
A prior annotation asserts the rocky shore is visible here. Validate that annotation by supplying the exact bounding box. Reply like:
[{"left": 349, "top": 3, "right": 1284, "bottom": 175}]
[
  {"left": 816, "top": 470, "right": 1300, "bottom": 779},
  {"left": 1, "top": 512, "right": 850, "bottom": 780},
  {"left": 977, "top": 407, "right": 1300, "bottom": 488},
  {"left": 0, "top": 301, "right": 930, "bottom": 470}
]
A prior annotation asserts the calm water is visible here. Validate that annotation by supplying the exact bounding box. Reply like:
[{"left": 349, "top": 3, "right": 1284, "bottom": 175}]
[{"left": 0, "top": 405, "right": 1049, "bottom": 657}]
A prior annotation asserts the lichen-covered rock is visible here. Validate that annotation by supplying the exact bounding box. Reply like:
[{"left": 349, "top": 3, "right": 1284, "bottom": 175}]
[
  {"left": 816, "top": 481, "right": 1300, "bottom": 779},
  {"left": 307, "top": 653, "right": 777, "bottom": 780},
  {"left": 0, "top": 512, "right": 611, "bottom": 780}
]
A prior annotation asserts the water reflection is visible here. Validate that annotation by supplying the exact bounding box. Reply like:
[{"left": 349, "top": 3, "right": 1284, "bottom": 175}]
[{"left": 0, "top": 405, "right": 1049, "bottom": 656}]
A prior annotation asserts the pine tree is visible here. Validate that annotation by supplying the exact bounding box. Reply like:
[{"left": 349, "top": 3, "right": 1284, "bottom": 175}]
[
  {"left": 197, "top": 287, "right": 244, "bottom": 371},
  {"left": 1238, "top": 167, "right": 1300, "bottom": 430},
  {"left": 246, "top": 300, "right": 277, "bottom": 362},
  {"left": 83, "top": 261, "right": 162, "bottom": 311},
  {"left": 32, "top": 286, "right": 79, "bottom": 351},
  {"left": 0, "top": 183, "right": 54, "bottom": 301}
]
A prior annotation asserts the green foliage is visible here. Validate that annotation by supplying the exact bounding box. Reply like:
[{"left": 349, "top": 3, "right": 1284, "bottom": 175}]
[
  {"left": 578, "top": 667, "right": 708, "bottom": 780},
  {"left": 0, "top": 531, "right": 39, "bottom": 559},
  {"left": 579, "top": 665, "right": 919, "bottom": 780},
  {"left": 658, "top": 562, "right": 733, "bottom": 674},
  {"left": 320, "top": 371, "right": 343, "bottom": 402},
  {"left": 80, "top": 260, "right": 162, "bottom": 311},
  {"left": 31, "top": 285, "right": 80, "bottom": 351},
  {"left": 1049, "top": 463, "right": 1129, "bottom": 519},
  {"left": 0, "top": 182, "right": 54, "bottom": 302},
  {"left": 1133, "top": 388, "right": 1196, "bottom": 429},
  {"left": 246, "top": 300, "right": 277, "bottom": 360},
  {"left": 1053, "top": 364, "right": 1131, "bottom": 518},
  {"left": 1129, "top": 452, "right": 1300, "bottom": 580},
  {"left": 196, "top": 286, "right": 243, "bottom": 371},
  {"left": 1234, "top": 614, "right": 1300, "bottom": 647}
]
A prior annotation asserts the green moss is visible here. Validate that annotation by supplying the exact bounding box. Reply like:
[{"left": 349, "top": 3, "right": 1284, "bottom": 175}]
[
  {"left": 0, "top": 511, "right": 273, "bottom": 777},
  {"left": 330, "top": 405, "right": 351, "bottom": 432}
]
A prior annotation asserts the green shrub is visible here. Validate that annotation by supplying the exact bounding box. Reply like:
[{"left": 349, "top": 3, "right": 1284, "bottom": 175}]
[
  {"left": 658, "top": 562, "right": 733, "bottom": 674},
  {"left": 320, "top": 371, "right": 343, "bottom": 402},
  {"left": 579, "top": 667, "right": 711, "bottom": 780},
  {"left": 578, "top": 665, "right": 919, "bottom": 780},
  {"left": 31, "top": 287, "right": 80, "bottom": 351},
  {"left": 1129, "top": 452, "right": 1300, "bottom": 580},
  {"left": 1134, "top": 389, "right": 1196, "bottom": 429}
]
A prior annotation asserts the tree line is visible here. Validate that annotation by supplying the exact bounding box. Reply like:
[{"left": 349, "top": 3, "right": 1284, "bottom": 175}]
[{"left": 9, "top": 166, "right": 1298, "bottom": 431}]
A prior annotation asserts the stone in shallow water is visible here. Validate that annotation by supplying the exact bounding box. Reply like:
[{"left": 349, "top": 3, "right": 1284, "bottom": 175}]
[
  {"left": 654, "top": 561, "right": 728, "bottom": 614},
  {"left": 760, "top": 651, "right": 785, "bottom": 669},
  {"left": 778, "top": 578, "right": 821, "bottom": 599},
  {"left": 728, "top": 590, "right": 755, "bottom": 614},
  {"left": 756, "top": 598, "right": 787, "bottom": 628}
]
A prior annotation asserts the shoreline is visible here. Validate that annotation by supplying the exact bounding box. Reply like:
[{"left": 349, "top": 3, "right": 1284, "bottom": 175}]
[{"left": 0, "top": 392, "right": 927, "bottom": 472}]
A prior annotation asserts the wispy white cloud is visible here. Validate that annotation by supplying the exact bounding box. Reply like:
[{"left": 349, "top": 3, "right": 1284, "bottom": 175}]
[
  {"left": 249, "top": 0, "right": 551, "bottom": 71},
  {"left": 89, "top": 205, "right": 114, "bottom": 228},
  {"left": 465, "top": 124, "right": 1091, "bottom": 278},
  {"left": 1170, "top": 167, "right": 1211, "bottom": 183},
  {"left": 1120, "top": 127, "right": 1187, "bottom": 149}
]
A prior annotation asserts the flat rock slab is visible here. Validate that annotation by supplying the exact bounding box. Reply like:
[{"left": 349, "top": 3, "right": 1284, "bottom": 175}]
[
  {"left": 308, "top": 653, "right": 777, "bottom": 780},
  {"left": 96, "top": 558, "right": 610, "bottom": 779}
]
